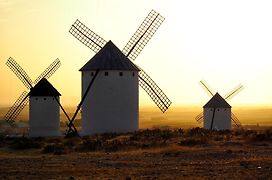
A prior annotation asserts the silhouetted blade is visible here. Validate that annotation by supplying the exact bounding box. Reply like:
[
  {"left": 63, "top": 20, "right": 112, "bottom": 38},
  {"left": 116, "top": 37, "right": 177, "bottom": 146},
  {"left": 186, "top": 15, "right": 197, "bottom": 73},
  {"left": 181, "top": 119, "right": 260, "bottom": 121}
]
[
  {"left": 195, "top": 112, "right": 204, "bottom": 123},
  {"left": 34, "top": 59, "right": 61, "bottom": 85},
  {"left": 231, "top": 112, "right": 242, "bottom": 127},
  {"left": 224, "top": 84, "right": 244, "bottom": 100},
  {"left": 3, "top": 91, "right": 29, "bottom": 126},
  {"left": 69, "top": 19, "right": 107, "bottom": 53},
  {"left": 66, "top": 70, "right": 100, "bottom": 137},
  {"left": 123, "top": 10, "right": 165, "bottom": 61},
  {"left": 138, "top": 68, "right": 171, "bottom": 113},
  {"left": 199, "top": 80, "right": 215, "bottom": 97},
  {"left": 6, "top": 57, "right": 33, "bottom": 89}
]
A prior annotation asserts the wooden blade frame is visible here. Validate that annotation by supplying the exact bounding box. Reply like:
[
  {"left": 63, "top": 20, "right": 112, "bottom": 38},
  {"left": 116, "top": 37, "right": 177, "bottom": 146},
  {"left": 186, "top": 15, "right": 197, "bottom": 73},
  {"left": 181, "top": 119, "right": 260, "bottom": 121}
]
[
  {"left": 231, "top": 112, "right": 242, "bottom": 127},
  {"left": 69, "top": 19, "right": 107, "bottom": 53},
  {"left": 210, "top": 108, "right": 216, "bottom": 130},
  {"left": 200, "top": 80, "right": 214, "bottom": 97},
  {"left": 123, "top": 10, "right": 165, "bottom": 61},
  {"left": 224, "top": 84, "right": 244, "bottom": 100},
  {"left": 34, "top": 58, "right": 61, "bottom": 85},
  {"left": 195, "top": 112, "right": 204, "bottom": 123},
  {"left": 66, "top": 70, "right": 100, "bottom": 137},
  {"left": 138, "top": 68, "right": 171, "bottom": 113},
  {"left": 3, "top": 91, "right": 29, "bottom": 126},
  {"left": 6, "top": 57, "right": 33, "bottom": 89}
]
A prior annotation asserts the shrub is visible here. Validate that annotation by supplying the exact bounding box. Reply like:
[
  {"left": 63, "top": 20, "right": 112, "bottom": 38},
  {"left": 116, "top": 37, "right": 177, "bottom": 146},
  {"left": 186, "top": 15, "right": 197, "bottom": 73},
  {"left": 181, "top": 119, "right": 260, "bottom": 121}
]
[
  {"left": 104, "top": 140, "right": 122, "bottom": 152},
  {"left": 9, "top": 137, "right": 42, "bottom": 150},
  {"left": 178, "top": 137, "right": 209, "bottom": 146},
  {"left": 42, "top": 144, "right": 66, "bottom": 155},
  {"left": 186, "top": 127, "right": 210, "bottom": 137},
  {"left": 250, "top": 130, "right": 272, "bottom": 142},
  {"left": 76, "top": 139, "right": 102, "bottom": 152}
]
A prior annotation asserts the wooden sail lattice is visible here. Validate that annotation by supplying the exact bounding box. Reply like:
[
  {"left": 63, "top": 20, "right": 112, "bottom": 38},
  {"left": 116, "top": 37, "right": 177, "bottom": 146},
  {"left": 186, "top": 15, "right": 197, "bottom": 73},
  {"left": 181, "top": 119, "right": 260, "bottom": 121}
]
[
  {"left": 138, "top": 68, "right": 171, "bottom": 113},
  {"left": 123, "top": 10, "right": 165, "bottom": 61},
  {"left": 3, "top": 91, "right": 28, "bottom": 125},
  {"left": 69, "top": 19, "right": 107, "bottom": 53}
]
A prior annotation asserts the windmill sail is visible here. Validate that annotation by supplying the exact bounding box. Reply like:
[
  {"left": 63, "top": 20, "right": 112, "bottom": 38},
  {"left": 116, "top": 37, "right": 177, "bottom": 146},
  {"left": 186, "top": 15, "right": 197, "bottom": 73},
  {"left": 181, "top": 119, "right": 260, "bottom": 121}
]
[
  {"left": 224, "top": 84, "right": 244, "bottom": 100},
  {"left": 138, "top": 68, "right": 171, "bottom": 113},
  {"left": 195, "top": 112, "right": 204, "bottom": 123},
  {"left": 69, "top": 19, "right": 107, "bottom": 53},
  {"left": 231, "top": 112, "right": 242, "bottom": 127},
  {"left": 3, "top": 91, "right": 29, "bottom": 125},
  {"left": 66, "top": 70, "right": 100, "bottom": 136},
  {"left": 34, "top": 58, "right": 61, "bottom": 85},
  {"left": 123, "top": 10, "right": 165, "bottom": 61},
  {"left": 6, "top": 57, "right": 33, "bottom": 89},
  {"left": 200, "top": 80, "right": 214, "bottom": 97}
]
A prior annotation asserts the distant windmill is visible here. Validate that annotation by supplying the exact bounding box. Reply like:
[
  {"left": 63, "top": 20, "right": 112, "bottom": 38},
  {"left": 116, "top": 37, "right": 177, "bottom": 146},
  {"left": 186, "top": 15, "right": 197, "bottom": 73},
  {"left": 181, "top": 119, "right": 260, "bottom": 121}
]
[
  {"left": 67, "top": 10, "right": 171, "bottom": 135},
  {"left": 195, "top": 80, "right": 243, "bottom": 130},
  {"left": 3, "top": 57, "right": 69, "bottom": 137}
]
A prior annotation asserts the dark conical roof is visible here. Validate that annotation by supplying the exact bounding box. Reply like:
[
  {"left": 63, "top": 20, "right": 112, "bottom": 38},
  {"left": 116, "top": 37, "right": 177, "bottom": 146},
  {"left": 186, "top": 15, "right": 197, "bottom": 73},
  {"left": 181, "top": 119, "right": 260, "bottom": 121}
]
[
  {"left": 80, "top": 40, "right": 140, "bottom": 71},
  {"left": 203, "top": 93, "right": 231, "bottom": 108},
  {"left": 29, "top": 78, "right": 61, "bottom": 96}
]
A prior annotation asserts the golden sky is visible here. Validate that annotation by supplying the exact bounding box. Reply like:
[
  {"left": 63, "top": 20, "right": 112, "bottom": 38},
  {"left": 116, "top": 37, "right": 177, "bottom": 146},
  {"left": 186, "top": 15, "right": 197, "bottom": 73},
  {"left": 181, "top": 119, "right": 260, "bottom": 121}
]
[{"left": 1, "top": 0, "right": 272, "bottom": 110}]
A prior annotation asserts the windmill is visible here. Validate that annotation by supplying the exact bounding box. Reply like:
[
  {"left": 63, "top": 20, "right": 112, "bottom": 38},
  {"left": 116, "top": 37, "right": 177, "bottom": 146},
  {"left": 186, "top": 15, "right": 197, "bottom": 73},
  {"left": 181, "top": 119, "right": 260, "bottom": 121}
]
[
  {"left": 3, "top": 57, "right": 71, "bottom": 136},
  {"left": 67, "top": 10, "right": 171, "bottom": 135},
  {"left": 195, "top": 80, "right": 243, "bottom": 130}
]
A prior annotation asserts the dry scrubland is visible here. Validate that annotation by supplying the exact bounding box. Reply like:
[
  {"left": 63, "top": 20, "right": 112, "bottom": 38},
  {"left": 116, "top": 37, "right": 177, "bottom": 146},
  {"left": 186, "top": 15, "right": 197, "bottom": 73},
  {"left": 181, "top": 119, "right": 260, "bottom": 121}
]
[{"left": 0, "top": 128, "right": 271, "bottom": 179}]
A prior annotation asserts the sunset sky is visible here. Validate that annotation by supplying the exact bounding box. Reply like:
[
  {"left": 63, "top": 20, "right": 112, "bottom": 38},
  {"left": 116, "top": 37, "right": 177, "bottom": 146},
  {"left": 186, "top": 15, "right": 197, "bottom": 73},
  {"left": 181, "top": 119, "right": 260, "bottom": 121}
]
[{"left": 1, "top": 0, "right": 272, "bottom": 110}]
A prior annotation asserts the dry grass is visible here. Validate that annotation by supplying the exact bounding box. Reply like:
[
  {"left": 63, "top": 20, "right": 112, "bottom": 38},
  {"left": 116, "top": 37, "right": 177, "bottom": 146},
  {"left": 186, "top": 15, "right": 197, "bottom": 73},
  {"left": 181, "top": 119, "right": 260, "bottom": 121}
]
[{"left": 0, "top": 128, "right": 271, "bottom": 179}]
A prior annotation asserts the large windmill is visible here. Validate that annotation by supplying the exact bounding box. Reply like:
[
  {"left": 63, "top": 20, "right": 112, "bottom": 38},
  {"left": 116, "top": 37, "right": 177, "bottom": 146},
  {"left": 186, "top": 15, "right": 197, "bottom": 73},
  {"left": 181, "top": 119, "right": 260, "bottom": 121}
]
[
  {"left": 195, "top": 80, "right": 243, "bottom": 130},
  {"left": 3, "top": 57, "right": 68, "bottom": 136},
  {"left": 67, "top": 10, "right": 171, "bottom": 135}
]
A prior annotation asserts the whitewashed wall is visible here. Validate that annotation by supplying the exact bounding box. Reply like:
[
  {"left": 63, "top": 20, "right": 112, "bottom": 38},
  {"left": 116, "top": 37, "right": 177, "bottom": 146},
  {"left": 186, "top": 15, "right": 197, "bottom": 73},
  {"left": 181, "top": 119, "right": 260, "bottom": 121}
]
[
  {"left": 29, "top": 96, "right": 60, "bottom": 137},
  {"left": 81, "top": 70, "right": 139, "bottom": 135},
  {"left": 203, "top": 107, "right": 231, "bottom": 130}
]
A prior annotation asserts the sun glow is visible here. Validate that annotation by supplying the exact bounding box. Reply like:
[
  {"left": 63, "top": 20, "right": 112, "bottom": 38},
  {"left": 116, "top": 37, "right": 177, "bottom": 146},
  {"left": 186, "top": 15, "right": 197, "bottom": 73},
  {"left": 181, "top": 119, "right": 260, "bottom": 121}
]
[{"left": 1, "top": 0, "right": 272, "bottom": 111}]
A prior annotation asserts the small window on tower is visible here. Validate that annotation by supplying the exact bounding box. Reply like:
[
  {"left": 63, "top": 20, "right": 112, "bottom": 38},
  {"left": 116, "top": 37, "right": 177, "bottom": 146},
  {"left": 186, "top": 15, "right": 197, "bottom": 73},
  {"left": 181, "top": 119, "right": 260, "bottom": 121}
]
[
  {"left": 91, "top": 72, "right": 94, "bottom": 76},
  {"left": 44, "top": 98, "right": 47, "bottom": 100},
  {"left": 105, "top": 72, "right": 108, "bottom": 76},
  {"left": 210, "top": 108, "right": 213, "bottom": 111},
  {"left": 132, "top": 72, "right": 135, "bottom": 76},
  {"left": 53, "top": 98, "right": 55, "bottom": 100},
  {"left": 119, "top": 72, "right": 123, "bottom": 76},
  {"left": 217, "top": 109, "right": 220, "bottom": 111}
]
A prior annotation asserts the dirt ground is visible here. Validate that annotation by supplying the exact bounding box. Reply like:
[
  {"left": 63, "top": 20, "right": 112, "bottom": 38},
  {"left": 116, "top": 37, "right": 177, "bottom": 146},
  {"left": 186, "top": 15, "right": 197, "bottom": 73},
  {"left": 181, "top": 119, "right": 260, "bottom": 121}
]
[{"left": 0, "top": 129, "right": 271, "bottom": 179}]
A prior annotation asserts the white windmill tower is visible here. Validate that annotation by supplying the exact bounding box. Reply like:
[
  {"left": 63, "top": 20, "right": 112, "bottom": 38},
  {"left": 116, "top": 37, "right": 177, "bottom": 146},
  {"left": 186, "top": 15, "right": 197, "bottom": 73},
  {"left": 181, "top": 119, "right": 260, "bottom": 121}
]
[
  {"left": 67, "top": 10, "right": 171, "bottom": 135},
  {"left": 3, "top": 57, "right": 68, "bottom": 137},
  {"left": 196, "top": 80, "right": 243, "bottom": 130},
  {"left": 79, "top": 41, "right": 140, "bottom": 134},
  {"left": 29, "top": 78, "right": 61, "bottom": 137}
]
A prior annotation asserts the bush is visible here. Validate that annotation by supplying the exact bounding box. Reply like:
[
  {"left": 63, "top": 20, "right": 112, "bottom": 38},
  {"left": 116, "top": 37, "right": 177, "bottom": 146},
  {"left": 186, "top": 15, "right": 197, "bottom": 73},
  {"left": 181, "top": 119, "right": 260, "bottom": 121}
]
[
  {"left": 250, "top": 130, "right": 272, "bottom": 141},
  {"left": 42, "top": 144, "right": 66, "bottom": 155},
  {"left": 178, "top": 137, "right": 209, "bottom": 146},
  {"left": 129, "top": 129, "right": 177, "bottom": 142},
  {"left": 9, "top": 137, "right": 42, "bottom": 150},
  {"left": 76, "top": 139, "right": 102, "bottom": 152},
  {"left": 186, "top": 127, "right": 211, "bottom": 137},
  {"left": 104, "top": 140, "right": 121, "bottom": 152}
]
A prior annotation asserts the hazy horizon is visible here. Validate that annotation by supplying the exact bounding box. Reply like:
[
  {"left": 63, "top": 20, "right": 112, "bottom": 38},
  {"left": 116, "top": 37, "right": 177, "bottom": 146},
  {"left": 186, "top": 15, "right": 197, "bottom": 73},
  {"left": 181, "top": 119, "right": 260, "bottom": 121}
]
[{"left": 1, "top": 106, "right": 271, "bottom": 129}]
